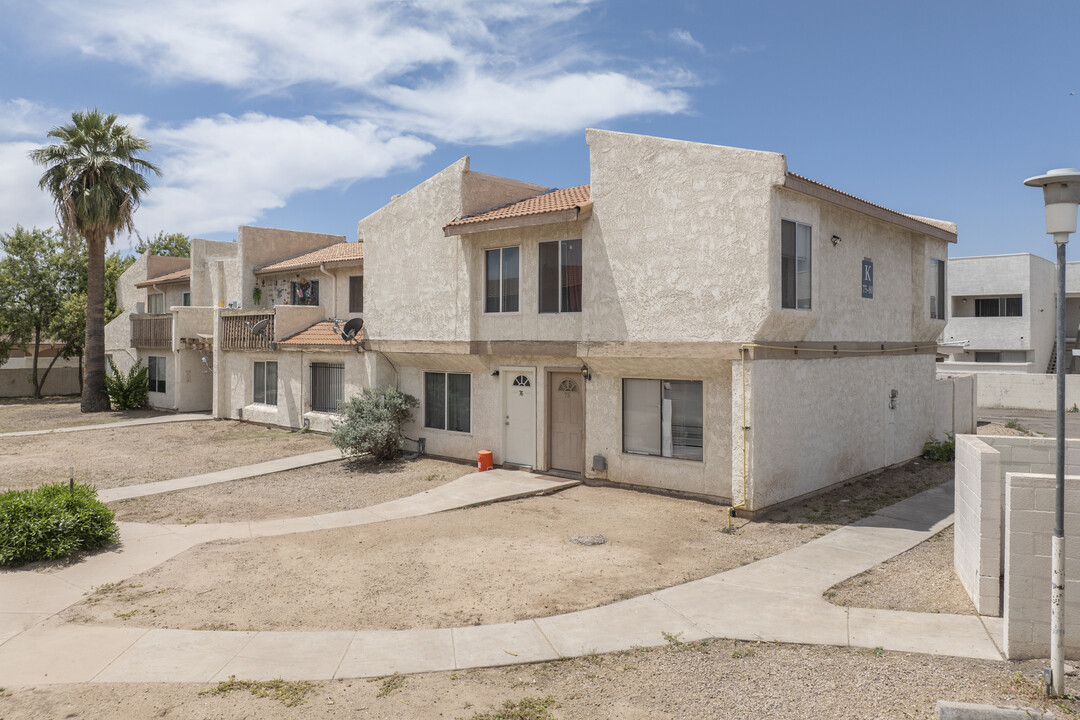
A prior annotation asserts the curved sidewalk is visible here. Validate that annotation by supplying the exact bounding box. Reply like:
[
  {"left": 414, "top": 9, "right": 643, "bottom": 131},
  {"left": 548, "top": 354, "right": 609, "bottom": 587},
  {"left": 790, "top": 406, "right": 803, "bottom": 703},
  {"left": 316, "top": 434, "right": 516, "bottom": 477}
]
[
  {"left": 0, "top": 413, "right": 213, "bottom": 438},
  {"left": 0, "top": 477, "right": 1004, "bottom": 687}
]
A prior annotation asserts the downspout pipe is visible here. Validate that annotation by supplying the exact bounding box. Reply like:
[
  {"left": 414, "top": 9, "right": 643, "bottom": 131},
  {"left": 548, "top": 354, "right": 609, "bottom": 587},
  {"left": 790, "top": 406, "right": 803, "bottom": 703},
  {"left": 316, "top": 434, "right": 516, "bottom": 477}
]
[{"left": 317, "top": 263, "right": 336, "bottom": 317}]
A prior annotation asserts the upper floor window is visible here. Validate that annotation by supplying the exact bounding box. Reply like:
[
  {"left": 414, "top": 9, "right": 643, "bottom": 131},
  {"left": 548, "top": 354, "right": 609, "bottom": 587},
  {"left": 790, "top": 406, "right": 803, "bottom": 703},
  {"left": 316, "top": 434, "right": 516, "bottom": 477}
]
[
  {"left": 181, "top": 291, "right": 191, "bottom": 307},
  {"left": 485, "top": 247, "right": 519, "bottom": 313},
  {"left": 349, "top": 276, "right": 363, "bottom": 313},
  {"left": 539, "top": 239, "right": 582, "bottom": 313},
  {"left": 974, "top": 296, "right": 1022, "bottom": 317},
  {"left": 292, "top": 279, "right": 319, "bottom": 306},
  {"left": 781, "top": 220, "right": 811, "bottom": 309},
  {"left": 147, "top": 293, "right": 165, "bottom": 314},
  {"left": 929, "top": 258, "right": 945, "bottom": 319}
]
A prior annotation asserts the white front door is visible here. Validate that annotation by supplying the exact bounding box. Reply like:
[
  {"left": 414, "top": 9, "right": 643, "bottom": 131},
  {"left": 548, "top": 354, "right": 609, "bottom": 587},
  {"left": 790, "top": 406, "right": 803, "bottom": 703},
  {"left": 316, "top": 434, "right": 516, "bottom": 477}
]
[{"left": 503, "top": 370, "right": 536, "bottom": 466}]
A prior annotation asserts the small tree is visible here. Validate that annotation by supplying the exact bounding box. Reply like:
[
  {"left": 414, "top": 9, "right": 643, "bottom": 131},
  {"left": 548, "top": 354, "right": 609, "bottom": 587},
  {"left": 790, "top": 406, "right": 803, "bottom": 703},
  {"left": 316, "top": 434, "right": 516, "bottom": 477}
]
[
  {"left": 332, "top": 387, "right": 419, "bottom": 461},
  {"left": 135, "top": 231, "right": 190, "bottom": 258}
]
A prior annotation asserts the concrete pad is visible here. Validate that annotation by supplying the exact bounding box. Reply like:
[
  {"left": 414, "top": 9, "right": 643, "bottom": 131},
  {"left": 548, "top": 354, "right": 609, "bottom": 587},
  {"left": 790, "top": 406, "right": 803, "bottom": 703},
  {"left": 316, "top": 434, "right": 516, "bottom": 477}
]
[
  {"left": 936, "top": 700, "right": 1054, "bottom": 719},
  {"left": 311, "top": 508, "right": 386, "bottom": 530},
  {"left": 655, "top": 579, "right": 850, "bottom": 647},
  {"left": 94, "top": 629, "right": 257, "bottom": 683},
  {"left": 366, "top": 494, "right": 466, "bottom": 520},
  {"left": 115, "top": 521, "right": 178, "bottom": 541},
  {"left": 54, "top": 533, "right": 194, "bottom": 592},
  {"left": 718, "top": 545, "right": 883, "bottom": 596},
  {"left": 0, "top": 613, "right": 49, "bottom": 645},
  {"left": 170, "top": 522, "right": 250, "bottom": 543},
  {"left": 982, "top": 616, "right": 1006, "bottom": 656},
  {"left": 248, "top": 516, "right": 322, "bottom": 538},
  {"left": 811, "top": 522, "right": 934, "bottom": 559},
  {"left": 452, "top": 620, "right": 559, "bottom": 668},
  {"left": 213, "top": 631, "right": 354, "bottom": 681},
  {"left": 536, "top": 595, "right": 707, "bottom": 657},
  {"left": 848, "top": 609, "right": 1004, "bottom": 660},
  {"left": 336, "top": 629, "right": 455, "bottom": 678},
  {"left": 0, "top": 623, "right": 147, "bottom": 685},
  {"left": 0, "top": 571, "right": 84, "bottom": 614}
]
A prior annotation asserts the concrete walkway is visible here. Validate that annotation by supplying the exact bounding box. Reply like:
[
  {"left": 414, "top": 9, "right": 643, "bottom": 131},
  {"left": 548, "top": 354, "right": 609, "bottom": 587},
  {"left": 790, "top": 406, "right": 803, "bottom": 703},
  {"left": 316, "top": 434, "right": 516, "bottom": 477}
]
[
  {"left": 0, "top": 413, "right": 214, "bottom": 438},
  {"left": 0, "top": 476, "right": 1005, "bottom": 687}
]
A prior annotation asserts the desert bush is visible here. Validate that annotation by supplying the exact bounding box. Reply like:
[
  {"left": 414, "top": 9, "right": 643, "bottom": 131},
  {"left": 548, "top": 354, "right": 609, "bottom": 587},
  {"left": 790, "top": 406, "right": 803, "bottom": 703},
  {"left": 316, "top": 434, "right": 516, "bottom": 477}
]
[
  {"left": 104, "top": 357, "right": 148, "bottom": 410},
  {"left": 922, "top": 434, "right": 955, "bottom": 461},
  {"left": 0, "top": 483, "right": 119, "bottom": 567},
  {"left": 332, "top": 386, "right": 419, "bottom": 461}
]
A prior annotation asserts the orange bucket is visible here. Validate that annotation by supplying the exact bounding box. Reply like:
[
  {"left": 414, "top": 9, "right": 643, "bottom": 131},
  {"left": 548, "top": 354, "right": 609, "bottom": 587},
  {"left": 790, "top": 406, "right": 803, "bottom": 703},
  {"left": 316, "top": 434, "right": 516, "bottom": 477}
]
[{"left": 477, "top": 450, "right": 494, "bottom": 472}]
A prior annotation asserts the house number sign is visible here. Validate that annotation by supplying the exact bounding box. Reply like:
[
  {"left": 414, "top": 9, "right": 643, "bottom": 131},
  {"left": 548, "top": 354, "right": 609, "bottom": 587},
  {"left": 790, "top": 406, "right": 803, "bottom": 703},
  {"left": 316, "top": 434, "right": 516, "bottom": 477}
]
[{"left": 862, "top": 258, "right": 873, "bottom": 299}]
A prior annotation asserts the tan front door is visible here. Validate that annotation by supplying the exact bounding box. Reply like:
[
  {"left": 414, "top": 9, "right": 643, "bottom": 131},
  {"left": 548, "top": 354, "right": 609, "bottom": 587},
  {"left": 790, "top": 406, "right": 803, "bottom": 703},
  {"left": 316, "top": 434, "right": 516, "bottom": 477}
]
[{"left": 549, "top": 372, "right": 584, "bottom": 473}]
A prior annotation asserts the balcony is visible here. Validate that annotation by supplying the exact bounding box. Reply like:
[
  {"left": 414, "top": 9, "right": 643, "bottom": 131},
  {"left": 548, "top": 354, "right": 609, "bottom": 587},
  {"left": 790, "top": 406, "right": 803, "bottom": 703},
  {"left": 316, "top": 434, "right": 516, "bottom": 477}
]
[
  {"left": 221, "top": 311, "right": 275, "bottom": 351},
  {"left": 131, "top": 314, "right": 172, "bottom": 349}
]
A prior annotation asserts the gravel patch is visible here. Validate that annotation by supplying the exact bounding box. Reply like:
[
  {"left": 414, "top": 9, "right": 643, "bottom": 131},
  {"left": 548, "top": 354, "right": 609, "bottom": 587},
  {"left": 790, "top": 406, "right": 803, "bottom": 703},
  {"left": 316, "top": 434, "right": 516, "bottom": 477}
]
[
  {"left": 0, "top": 420, "right": 332, "bottom": 491},
  {"left": 4, "top": 645, "right": 1077, "bottom": 719},
  {"left": 109, "top": 457, "right": 475, "bottom": 523},
  {"left": 825, "top": 525, "right": 977, "bottom": 615},
  {"left": 979, "top": 422, "right": 1035, "bottom": 437}
]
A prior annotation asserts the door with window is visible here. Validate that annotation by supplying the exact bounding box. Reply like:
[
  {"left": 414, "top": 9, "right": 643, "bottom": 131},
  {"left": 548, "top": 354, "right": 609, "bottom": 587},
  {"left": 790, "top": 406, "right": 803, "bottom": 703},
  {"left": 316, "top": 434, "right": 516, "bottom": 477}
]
[
  {"left": 502, "top": 371, "right": 536, "bottom": 466},
  {"left": 549, "top": 372, "right": 583, "bottom": 473}
]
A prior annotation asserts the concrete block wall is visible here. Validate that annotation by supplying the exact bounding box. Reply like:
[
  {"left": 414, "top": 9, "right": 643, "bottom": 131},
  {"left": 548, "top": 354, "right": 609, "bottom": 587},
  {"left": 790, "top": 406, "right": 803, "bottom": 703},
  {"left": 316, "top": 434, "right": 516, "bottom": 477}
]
[
  {"left": 959, "top": 371, "right": 1080, "bottom": 411},
  {"left": 955, "top": 433, "right": 1080, "bottom": 619},
  {"left": 1002, "top": 472, "right": 1080, "bottom": 660},
  {"left": 933, "top": 374, "right": 976, "bottom": 441}
]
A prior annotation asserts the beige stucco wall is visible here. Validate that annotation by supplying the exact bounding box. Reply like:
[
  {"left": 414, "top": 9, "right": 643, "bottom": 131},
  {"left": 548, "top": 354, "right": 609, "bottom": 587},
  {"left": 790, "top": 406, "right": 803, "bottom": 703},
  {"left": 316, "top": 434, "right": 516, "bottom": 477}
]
[
  {"left": 739, "top": 353, "right": 937, "bottom": 510},
  {"left": 190, "top": 239, "right": 238, "bottom": 307},
  {"left": 252, "top": 265, "right": 363, "bottom": 320},
  {"left": 236, "top": 226, "right": 345, "bottom": 311}
]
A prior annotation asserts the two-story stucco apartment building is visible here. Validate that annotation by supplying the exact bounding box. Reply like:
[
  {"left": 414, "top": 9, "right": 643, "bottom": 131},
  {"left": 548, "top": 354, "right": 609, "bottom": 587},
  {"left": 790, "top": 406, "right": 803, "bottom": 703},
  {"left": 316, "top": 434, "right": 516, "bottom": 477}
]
[{"left": 107, "top": 129, "right": 955, "bottom": 513}]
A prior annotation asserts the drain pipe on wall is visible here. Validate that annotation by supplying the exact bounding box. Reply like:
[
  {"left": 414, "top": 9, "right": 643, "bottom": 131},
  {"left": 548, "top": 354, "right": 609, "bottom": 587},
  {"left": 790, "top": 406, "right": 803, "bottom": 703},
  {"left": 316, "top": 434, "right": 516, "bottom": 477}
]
[{"left": 317, "top": 264, "right": 337, "bottom": 317}]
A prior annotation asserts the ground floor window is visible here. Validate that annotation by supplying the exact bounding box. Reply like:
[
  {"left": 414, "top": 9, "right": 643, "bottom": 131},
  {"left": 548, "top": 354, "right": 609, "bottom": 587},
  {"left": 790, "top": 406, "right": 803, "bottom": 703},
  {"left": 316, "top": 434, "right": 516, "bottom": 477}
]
[
  {"left": 622, "top": 378, "right": 703, "bottom": 461},
  {"left": 254, "top": 361, "right": 278, "bottom": 405},
  {"left": 310, "top": 362, "right": 343, "bottom": 412},
  {"left": 148, "top": 356, "right": 166, "bottom": 394},
  {"left": 424, "top": 372, "right": 471, "bottom": 432}
]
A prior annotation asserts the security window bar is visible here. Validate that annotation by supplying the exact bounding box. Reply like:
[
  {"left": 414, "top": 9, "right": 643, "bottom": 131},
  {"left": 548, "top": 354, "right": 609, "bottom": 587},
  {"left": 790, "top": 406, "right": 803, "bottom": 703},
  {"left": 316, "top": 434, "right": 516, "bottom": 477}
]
[
  {"left": 147, "top": 356, "right": 166, "bottom": 394},
  {"left": 781, "top": 220, "right": 812, "bottom": 310},
  {"left": 310, "top": 362, "right": 343, "bottom": 413},
  {"left": 974, "top": 296, "right": 1022, "bottom": 317},
  {"left": 485, "top": 247, "right": 519, "bottom": 313},
  {"left": 254, "top": 361, "right": 278, "bottom": 406},
  {"left": 349, "top": 276, "right": 363, "bottom": 313},
  {"left": 929, "top": 258, "right": 945, "bottom": 319},
  {"left": 539, "top": 239, "right": 582, "bottom": 313},
  {"left": 622, "top": 378, "right": 703, "bottom": 461},
  {"left": 424, "top": 372, "right": 471, "bottom": 432}
]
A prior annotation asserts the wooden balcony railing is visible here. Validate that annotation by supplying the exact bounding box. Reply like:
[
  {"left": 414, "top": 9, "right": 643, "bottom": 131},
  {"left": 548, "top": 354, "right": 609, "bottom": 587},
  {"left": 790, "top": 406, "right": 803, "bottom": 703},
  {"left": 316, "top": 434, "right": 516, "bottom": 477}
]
[
  {"left": 131, "top": 314, "right": 172, "bottom": 349},
  {"left": 220, "top": 312, "right": 275, "bottom": 351}
]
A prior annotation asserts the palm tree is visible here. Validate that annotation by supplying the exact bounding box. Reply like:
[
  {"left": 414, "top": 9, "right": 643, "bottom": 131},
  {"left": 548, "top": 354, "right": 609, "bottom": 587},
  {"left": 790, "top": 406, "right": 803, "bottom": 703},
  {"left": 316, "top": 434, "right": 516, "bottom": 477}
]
[{"left": 30, "top": 110, "right": 161, "bottom": 412}]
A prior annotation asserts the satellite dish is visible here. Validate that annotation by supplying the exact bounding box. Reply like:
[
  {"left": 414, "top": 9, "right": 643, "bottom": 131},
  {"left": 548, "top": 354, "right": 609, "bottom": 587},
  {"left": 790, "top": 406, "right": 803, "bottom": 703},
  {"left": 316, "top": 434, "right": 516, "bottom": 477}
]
[
  {"left": 339, "top": 317, "right": 364, "bottom": 342},
  {"left": 249, "top": 318, "right": 269, "bottom": 336}
]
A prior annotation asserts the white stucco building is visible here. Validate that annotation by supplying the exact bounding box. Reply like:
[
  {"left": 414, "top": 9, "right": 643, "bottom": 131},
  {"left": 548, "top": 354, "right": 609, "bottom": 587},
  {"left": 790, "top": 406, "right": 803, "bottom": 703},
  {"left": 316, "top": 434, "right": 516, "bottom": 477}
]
[{"left": 107, "top": 129, "right": 957, "bottom": 513}]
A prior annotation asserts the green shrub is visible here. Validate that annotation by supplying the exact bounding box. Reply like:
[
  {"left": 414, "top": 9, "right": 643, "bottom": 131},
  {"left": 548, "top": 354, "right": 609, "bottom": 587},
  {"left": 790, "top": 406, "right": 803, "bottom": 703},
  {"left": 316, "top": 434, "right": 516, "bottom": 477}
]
[
  {"left": 922, "top": 434, "right": 955, "bottom": 462},
  {"left": 104, "top": 357, "right": 149, "bottom": 410},
  {"left": 0, "top": 483, "right": 119, "bottom": 567},
  {"left": 331, "top": 386, "right": 420, "bottom": 461}
]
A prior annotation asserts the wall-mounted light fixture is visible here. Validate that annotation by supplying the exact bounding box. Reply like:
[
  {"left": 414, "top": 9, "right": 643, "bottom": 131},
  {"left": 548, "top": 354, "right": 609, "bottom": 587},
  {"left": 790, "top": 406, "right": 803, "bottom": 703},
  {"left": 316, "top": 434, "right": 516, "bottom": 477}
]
[
  {"left": 831, "top": 235, "right": 842, "bottom": 247},
  {"left": 580, "top": 364, "right": 591, "bottom": 381},
  {"left": 491, "top": 369, "right": 500, "bottom": 377}
]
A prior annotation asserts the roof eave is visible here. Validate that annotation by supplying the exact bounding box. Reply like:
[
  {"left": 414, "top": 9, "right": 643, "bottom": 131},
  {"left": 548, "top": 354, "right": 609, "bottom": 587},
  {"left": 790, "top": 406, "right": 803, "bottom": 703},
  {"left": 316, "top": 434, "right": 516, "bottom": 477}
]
[
  {"left": 443, "top": 203, "right": 593, "bottom": 238},
  {"left": 254, "top": 258, "right": 364, "bottom": 276},
  {"left": 783, "top": 173, "right": 957, "bottom": 243}
]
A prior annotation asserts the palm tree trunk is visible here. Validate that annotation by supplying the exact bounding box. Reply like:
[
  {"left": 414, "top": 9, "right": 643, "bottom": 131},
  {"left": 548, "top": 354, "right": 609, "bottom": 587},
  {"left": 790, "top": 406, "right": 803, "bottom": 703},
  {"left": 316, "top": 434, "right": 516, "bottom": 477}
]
[{"left": 82, "top": 233, "right": 109, "bottom": 412}]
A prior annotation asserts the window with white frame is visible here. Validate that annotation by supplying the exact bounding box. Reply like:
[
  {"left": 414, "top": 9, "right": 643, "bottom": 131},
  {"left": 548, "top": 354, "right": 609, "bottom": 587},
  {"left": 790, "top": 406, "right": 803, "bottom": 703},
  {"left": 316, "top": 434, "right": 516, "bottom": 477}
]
[
  {"left": 147, "top": 293, "right": 165, "bottom": 314},
  {"left": 781, "top": 220, "right": 811, "bottom": 310},
  {"left": 254, "top": 361, "right": 278, "bottom": 405},
  {"left": 929, "top": 258, "right": 946, "bottom": 319},
  {"left": 485, "top": 247, "right": 520, "bottom": 313},
  {"left": 349, "top": 276, "right": 363, "bottom": 313},
  {"left": 310, "top": 362, "right": 343, "bottom": 412},
  {"left": 147, "top": 356, "right": 166, "bottom": 394},
  {"left": 424, "top": 372, "right": 471, "bottom": 432},
  {"left": 622, "top": 378, "right": 703, "bottom": 461},
  {"left": 181, "top": 291, "right": 191, "bottom": 307},
  {"left": 538, "top": 239, "right": 582, "bottom": 313}
]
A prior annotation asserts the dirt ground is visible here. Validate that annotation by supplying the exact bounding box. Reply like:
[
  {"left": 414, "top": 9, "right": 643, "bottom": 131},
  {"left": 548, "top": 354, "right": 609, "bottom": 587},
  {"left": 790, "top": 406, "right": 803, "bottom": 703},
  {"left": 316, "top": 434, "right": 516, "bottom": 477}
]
[
  {"left": 3, "top": 645, "right": 1077, "bottom": 720},
  {"left": 110, "top": 456, "right": 476, "bottom": 524},
  {"left": 826, "top": 525, "right": 976, "bottom": 615},
  {"left": 63, "top": 460, "right": 955, "bottom": 632},
  {"left": 0, "top": 398, "right": 166, "bottom": 434},
  {"left": 0, "top": 420, "right": 332, "bottom": 491}
]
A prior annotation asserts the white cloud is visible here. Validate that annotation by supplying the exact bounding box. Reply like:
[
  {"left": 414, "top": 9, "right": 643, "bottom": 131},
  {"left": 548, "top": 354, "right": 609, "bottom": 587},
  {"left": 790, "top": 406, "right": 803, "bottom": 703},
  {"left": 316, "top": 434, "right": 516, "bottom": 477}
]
[
  {"left": 730, "top": 43, "right": 766, "bottom": 55},
  {"left": 364, "top": 71, "right": 688, "bottom": 145},
  {"left": 0, "top": 141, "right": 61, "bottom": 234},
  {"left": 668, "top": 29, "right": 705, "bottom": 54},
  {"left": 139, "top": 114, "right": 434, "bottom": 235},
  {"left": 0, "top": 100, "right": 67, "bottom": 141}
]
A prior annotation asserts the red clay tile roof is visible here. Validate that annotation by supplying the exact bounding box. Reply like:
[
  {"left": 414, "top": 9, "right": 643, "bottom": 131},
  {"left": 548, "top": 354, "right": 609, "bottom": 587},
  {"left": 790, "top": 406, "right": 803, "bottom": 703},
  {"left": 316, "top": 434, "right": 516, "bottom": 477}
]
[
  {"left": 255, "top": 242, "right": 364, "bottom": 275},
  {"left": 446, "top": 185, "right": 591, "bottom": 228},
  {"left": 135, "top": 267, "right": 192, "bottom": 288},
  {"left": 277, "top": 320, "right": 363, "bottom": 348}
]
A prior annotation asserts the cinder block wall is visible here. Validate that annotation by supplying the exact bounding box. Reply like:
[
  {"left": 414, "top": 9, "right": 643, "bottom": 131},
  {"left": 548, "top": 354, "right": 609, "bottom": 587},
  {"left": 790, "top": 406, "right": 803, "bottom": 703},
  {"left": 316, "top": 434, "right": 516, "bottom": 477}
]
[
  {"left": 954, "top": 434, "right": 1080, "bottom": 617},
  {"left": 1003, "top": 472, "right": 1080, "bottom": 660}
]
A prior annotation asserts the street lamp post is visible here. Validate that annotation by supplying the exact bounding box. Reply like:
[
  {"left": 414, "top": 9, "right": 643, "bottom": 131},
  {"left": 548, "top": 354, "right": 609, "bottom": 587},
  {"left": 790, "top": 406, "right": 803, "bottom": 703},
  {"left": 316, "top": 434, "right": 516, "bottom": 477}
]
[{"left": 1024, "top": 167, "right": 1080, "bottom": 697}]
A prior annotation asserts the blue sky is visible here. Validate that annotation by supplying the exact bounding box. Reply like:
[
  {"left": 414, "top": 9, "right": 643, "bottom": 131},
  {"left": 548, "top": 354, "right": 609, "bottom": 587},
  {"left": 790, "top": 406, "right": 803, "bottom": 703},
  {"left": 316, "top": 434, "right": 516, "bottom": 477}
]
[{"left": 1, "top": 0, "right": 1078, "bottom": 260}]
